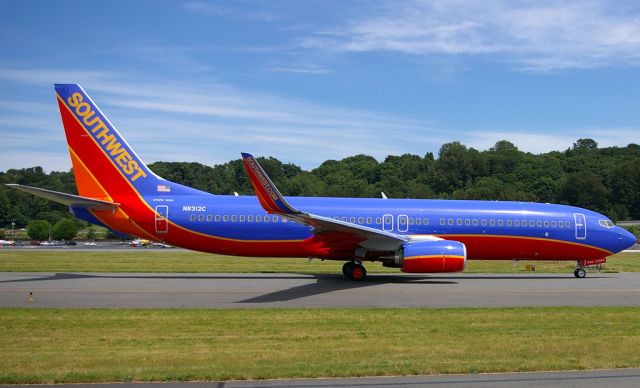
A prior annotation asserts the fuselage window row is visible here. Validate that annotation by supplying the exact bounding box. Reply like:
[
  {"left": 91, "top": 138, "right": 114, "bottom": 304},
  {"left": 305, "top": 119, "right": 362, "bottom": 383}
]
[{"left": 188, "top": 213, "right": 572, "bottom": 231}]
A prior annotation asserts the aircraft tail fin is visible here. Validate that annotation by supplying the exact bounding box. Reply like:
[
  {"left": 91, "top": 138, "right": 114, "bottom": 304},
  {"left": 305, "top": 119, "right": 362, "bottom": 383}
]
[{"left": 54, "top": 84, "right": 161, "bottom": 201}]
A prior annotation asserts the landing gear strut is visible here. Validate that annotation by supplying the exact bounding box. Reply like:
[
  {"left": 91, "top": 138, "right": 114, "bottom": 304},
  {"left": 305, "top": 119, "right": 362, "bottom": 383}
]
[
  {"left": 342, "top": 261, "right": 367, "bottom": 281},
  {"left": 574, "top": 267, "right": 587, "bottom": 278}
]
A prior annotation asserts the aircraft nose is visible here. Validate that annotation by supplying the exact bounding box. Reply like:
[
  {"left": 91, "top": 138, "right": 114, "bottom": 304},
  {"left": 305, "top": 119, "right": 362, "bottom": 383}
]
[{"left": 618, "top": 228, "right": 637, "bottom": 250}]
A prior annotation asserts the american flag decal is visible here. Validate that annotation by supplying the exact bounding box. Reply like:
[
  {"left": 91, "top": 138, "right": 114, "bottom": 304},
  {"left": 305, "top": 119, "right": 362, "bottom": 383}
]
[{"left": 157, "top": 184, "right": 171, "bottom": 193}]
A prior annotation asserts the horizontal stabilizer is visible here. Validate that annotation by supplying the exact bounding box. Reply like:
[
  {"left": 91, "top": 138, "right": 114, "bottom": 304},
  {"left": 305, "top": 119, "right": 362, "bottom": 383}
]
[{"left": 6, "top": 184, "right": 120, "bottom": 212}]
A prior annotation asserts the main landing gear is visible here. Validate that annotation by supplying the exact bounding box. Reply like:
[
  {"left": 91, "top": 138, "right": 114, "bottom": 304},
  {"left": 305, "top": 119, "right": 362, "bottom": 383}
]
[{"left": 342, "top": 261, "right": 367, "bottom": 281}]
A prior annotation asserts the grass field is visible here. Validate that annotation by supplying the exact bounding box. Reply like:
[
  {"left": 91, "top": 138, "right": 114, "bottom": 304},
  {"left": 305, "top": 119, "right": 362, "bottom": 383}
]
[
  {"left": 1, "top": 307, "right": 639, "bottom": 383},
  {"left": 0, "top": 249, "right": 639, "bottom": 274}
]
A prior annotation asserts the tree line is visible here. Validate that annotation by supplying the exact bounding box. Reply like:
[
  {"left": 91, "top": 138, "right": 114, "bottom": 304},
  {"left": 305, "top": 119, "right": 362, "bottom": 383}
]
[{"left": 1, "top": 139, "right": 638, "bottom": 236}]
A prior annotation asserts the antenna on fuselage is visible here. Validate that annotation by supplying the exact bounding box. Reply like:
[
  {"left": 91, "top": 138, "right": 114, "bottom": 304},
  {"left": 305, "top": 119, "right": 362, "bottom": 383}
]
[
  {"left": 234, "top": 192, "right": 239, "bottom": 196},
  {"left": 381, "top": 192, "right": 388, "bottom": 199}
]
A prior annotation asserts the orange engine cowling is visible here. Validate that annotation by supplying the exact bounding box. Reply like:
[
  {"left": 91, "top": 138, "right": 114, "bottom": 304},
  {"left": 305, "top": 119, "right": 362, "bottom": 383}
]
[{"left": 401, "top": 240, "right": 467, "bottom": 273}]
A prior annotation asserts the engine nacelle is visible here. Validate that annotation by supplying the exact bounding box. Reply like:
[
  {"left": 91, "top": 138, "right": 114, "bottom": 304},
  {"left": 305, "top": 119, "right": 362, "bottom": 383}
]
[{"left": 401, "top": 240, "right": 467, "bottom": 273}]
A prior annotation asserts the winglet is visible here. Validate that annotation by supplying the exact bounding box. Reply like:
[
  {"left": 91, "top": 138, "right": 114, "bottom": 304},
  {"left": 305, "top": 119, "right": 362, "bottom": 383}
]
[{"left": 240, "top": 153, "right": 300, "bottom": 215}]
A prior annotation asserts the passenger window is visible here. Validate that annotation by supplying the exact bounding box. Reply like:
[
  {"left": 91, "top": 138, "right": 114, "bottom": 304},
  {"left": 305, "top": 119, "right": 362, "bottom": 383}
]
[
  {"left": 473, "top": 219, "right": 478, "bottom": 226},
  {"left": 358, "top": 217, "right": 364, "bottom": 224},
  {"left": 367, "top": 217, "right": 372, "bottom": 224},
  {"left": 515, "top": 220, "right": 520, "bottom": 227},
  {"left": 350, "top": 217, "right": 355, "bottom": 223},
  {"left": 198, "top": 214, "right": 204, "bottom": 221},
  {"left": 498, "top": 220, "right": 503, "bottom": 227},
  {"left": 190, "top": 214, "right": 196, "bottom": 221},
  {"left": 551, "top": 221, "right": 556, "bottom": 227},
  {"left": 537, "top": 221, "right": 542, "bottom": 227},
  {"left": 206, "top": 215, "right": 212, "bottom": 222},
  {"left": 481, "top": 220, "right": 487, "bottom": 226},
  {"left": 408, "top": 218, "right": 414, "bottom": 225},
  {"left": 416, "top": 218, "right": 422, "bottom": 225},
  {"left": 465, "top": 219, "right": 471, "bottom": 226},
  {"left": 440, "top": 218, "right": 445, "bottom": 225},
  {"left": 507, "top": 220, "right": 512, "bottom": 227},
  {"left": 529, "top": 220, "right": 535, "bottom": 227},
  {"left": 240, "top": 215, "right": 245, "bottom": 222},
  {"left": 400, "top": 218, "right": 407, "bottom": 225},
  {"left": 334, "top": 216, "right": 339, "bottom": 220},
  {"left": 565, "top": 221, "right": 571, "bottom": 228},
  {"left": 544, "top": 221, "right": 549, "bottom": 227},
  {"left": 342, "top": 217, "right": 347, "bottom": 222},
  {"left": 376, "top": 217, "right": 381, "bottom": 224},
  {"left": 231, "top": 215, "right": 237, "bottom": 222},
  {"left": 448, "top": 219, "right": 454, "bottom": 225},
  {"left": 490, "top": 220, "right": 495, "bottom": 226},
  {"left": 248, "top": 215, "right": 253, "bottom": 222},
  {"left": 223, "top": 215, "right": 229, "bottom": 222},
  {"left": 273, "top": 216, "right": 278, "bottom": 222},
  {"left": 264, "top": 216, "right": 270, "bottom": 223},
  {"left": 256, "top": 215, "right": 262, "bottom": 222},
  {"left": 215, "top": 215, "right": 221, "bottom": 222},
  {"left": 423, "top": 218, "right": 429, "bottom": 225}
]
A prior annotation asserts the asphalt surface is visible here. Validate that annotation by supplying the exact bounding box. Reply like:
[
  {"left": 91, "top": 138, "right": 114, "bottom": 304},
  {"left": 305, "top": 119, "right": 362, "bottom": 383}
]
[
  {"left": 1, "top": 271, "right": 639, "bottom": 308},
  {"left": 2, "top": 369, "right": 639, "bottom": 387}
]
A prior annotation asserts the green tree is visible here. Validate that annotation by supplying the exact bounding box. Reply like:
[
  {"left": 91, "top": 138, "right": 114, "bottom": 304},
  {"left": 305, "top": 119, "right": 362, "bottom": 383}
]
[
  {"left": 572, "top": 138, "right": 598, "bottom": 151},
  {"left": 27, "top": 220, "right": 50, "bottom": 241},
  {"left": 86, "top": 227, "right": 96, "bottom": 240},
  {"left": 560, "top": 173, "right": 610, "bottom": 214},
  {"left": 51, "top": 218, "right": 78, "bottom": 240}
]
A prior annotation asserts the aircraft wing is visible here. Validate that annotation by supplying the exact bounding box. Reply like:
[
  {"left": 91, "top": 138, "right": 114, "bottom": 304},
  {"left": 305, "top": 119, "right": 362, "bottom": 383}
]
[
  {"left": 6, "top": 184, "right": 120, "bottom": 213},
  {"left": 240, "top": 153, "right": 412, "bottom": 251}
]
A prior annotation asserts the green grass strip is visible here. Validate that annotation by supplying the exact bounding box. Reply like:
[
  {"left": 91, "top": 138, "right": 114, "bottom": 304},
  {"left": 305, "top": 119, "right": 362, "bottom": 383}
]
[
  {"left": 1, "top": 307, "right": 639, "bottom": 383},
  {"left": 0, "top": 250, "right": 639, "bottom": 274}
]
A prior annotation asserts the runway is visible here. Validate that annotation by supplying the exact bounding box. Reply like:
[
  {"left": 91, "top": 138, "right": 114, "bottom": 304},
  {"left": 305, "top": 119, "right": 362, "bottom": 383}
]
[
  {"left": 1, "top": 369, "right": 639, "bottom": 387},
  {"left": 1, "top": 271, "right": 639, "bottom": 308}
]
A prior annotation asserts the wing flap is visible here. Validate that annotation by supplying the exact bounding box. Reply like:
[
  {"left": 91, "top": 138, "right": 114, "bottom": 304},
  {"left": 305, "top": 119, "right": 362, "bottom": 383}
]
[{"left": 6, "top": 184, "right": 120, "bottom": 212}]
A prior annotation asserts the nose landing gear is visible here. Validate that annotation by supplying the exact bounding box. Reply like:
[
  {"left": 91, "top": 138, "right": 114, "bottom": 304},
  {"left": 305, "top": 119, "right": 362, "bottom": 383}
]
[
  {"left": 573, "top": 267, "right": 587, "bottom": 278},
  {"left": 342, "top": 261, "right": 367, "bottom": 281}
]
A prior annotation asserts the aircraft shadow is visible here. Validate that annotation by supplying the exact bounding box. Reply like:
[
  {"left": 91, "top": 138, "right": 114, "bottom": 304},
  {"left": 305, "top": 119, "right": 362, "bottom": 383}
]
[{"left": 238, "top": 274, "right": 456, "bottom": 303}]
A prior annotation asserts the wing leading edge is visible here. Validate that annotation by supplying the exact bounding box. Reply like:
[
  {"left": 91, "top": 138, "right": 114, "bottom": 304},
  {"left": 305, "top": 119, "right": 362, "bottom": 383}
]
[{"left": 240, "top": 153, "right": 422, "bottom": 252}]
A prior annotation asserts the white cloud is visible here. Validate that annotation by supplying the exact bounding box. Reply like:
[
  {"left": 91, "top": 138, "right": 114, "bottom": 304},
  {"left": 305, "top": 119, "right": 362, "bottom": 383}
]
[
  {"left": 0, "top": 67, "right": 636, "bottom": 174},
  {"left": 302, "top": 0, "right": 640, "bottom": 71}
]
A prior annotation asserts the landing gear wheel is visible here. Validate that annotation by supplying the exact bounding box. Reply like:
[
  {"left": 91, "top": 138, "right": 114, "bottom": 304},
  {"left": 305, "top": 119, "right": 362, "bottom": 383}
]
[
  {"left": 342, "top": 261, "right": 354, "bottom": 277},
  {"left": 342, "top": 262, "right": 367, "bottom": 281},
  {"left": 574, "top": 268, "right": 587, "bottom": 278}
]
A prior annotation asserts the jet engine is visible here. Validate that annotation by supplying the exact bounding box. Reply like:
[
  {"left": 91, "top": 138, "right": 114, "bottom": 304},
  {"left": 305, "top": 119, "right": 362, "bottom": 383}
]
[{"left": 399, "top": 240, "right": 467, "bottom": 273}]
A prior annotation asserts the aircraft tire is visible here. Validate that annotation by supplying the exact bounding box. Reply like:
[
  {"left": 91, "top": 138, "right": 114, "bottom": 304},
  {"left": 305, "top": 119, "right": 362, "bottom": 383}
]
[
  {"left": 574, "top": 268, "right": 587, "bottom": 278},
  {"left": 342, "top": 261, "right": 353, "bottom": 277}
]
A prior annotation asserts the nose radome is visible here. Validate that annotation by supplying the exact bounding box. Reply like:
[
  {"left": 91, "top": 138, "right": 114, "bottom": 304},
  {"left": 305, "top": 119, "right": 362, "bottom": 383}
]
[{"left": 620, "top": 229, "right": 637, "bottom": 250}]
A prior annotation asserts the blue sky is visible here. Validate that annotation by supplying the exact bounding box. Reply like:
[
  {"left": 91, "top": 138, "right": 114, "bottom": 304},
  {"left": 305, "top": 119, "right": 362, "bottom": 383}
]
[{"left": 1, "top": 0, "right": 639, "bottom": 171}]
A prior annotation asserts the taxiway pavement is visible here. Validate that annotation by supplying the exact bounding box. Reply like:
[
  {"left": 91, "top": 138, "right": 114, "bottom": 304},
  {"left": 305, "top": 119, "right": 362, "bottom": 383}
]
[
  {"left": 1, "top": 369, "right": 639, "bottom": 387},
  {"left": 1, "top": 271, "right": 639, "bottom": 308}
]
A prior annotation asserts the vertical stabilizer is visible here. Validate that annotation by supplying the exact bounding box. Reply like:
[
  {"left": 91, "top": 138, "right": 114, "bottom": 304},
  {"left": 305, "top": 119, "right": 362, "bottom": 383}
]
[{"left": 55, "top": 84, "right": 160, "bottom": 200}]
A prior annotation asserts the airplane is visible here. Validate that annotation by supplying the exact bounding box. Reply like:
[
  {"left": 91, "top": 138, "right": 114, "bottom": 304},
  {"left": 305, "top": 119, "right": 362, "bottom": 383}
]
[{"left": 7, "top": 84, "right": 637, "bottom": 280}]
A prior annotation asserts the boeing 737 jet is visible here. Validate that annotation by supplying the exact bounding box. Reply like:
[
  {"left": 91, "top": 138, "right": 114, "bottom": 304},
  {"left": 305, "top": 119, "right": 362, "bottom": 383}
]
[{"left": 8, "top": 84, "right": 637, "bottom": 280}]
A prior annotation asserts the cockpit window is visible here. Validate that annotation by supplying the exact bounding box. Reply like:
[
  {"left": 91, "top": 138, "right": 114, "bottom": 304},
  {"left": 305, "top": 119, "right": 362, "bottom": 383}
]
[{"left": 599, "top": 219, "right": 615, "bottom": 228}]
